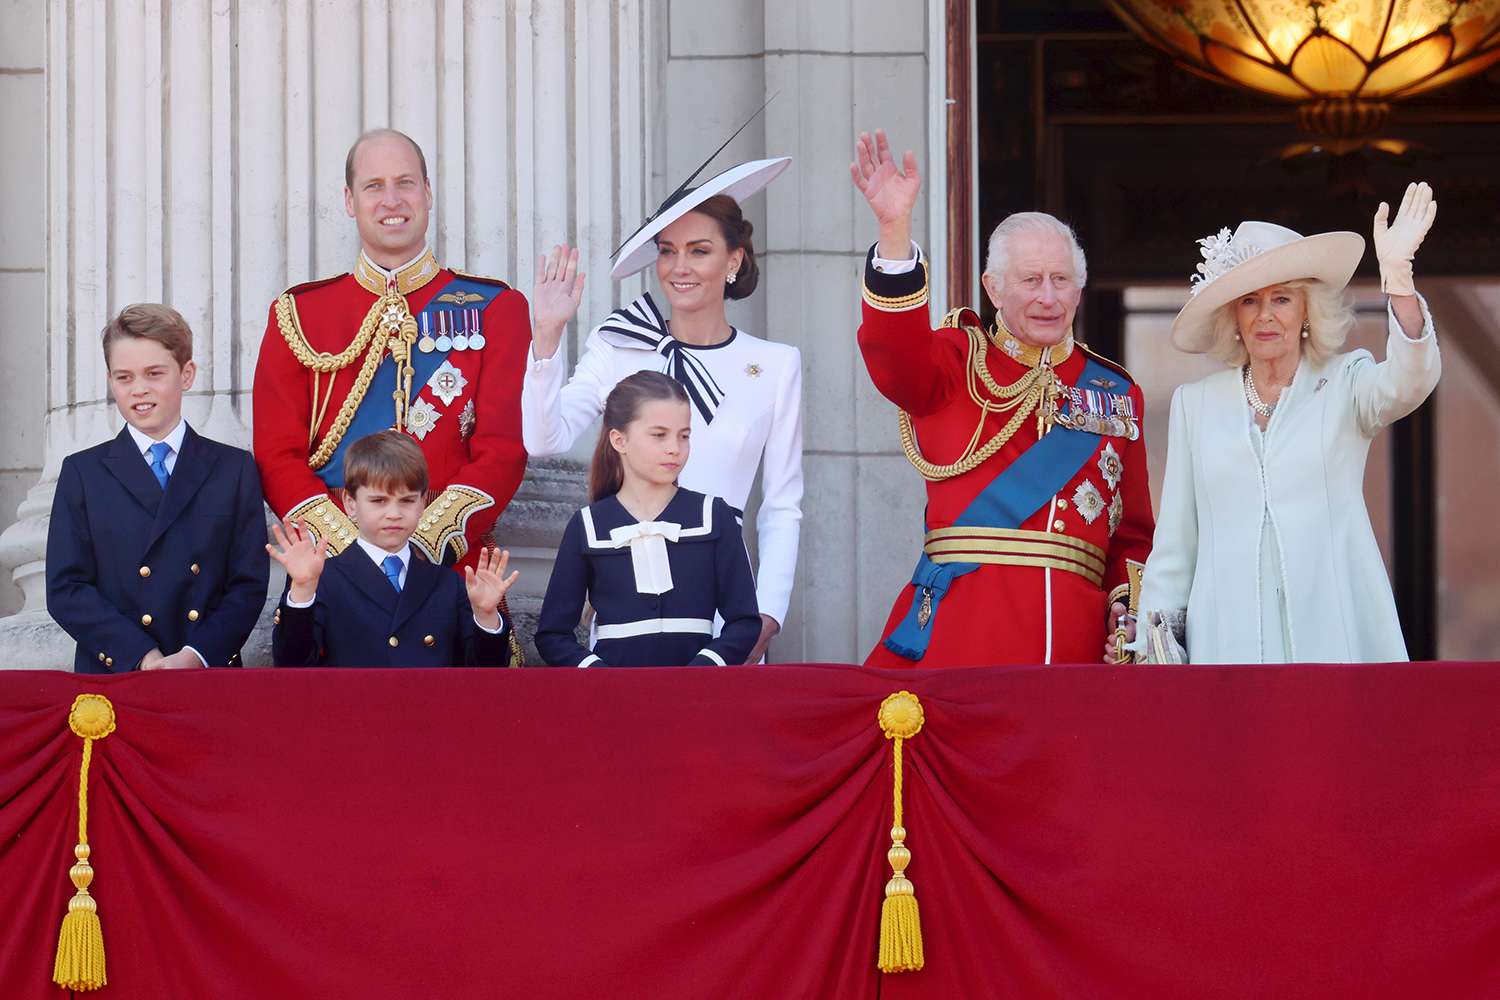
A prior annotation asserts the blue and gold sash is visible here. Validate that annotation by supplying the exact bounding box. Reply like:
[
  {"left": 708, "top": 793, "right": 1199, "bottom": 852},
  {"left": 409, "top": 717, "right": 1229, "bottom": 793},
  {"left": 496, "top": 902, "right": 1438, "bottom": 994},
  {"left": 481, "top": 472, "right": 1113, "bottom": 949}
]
[
  {"left": 884, "top": 355, "right": 1132, "bottom": 660},
  {"left": 316, "top": 276, "right": 504, "bottom": 488}
]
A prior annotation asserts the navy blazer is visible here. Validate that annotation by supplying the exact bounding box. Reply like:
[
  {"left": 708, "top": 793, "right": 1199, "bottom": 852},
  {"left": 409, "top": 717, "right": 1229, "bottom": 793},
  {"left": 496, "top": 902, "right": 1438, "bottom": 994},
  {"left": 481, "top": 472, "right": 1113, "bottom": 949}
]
[
  {"left": 47, "top": 425, "right": 270, "bottom": 673},
  {"left": 271, "top": 545, "right": 511, "bottom": 667},
  {"left": 536, "top": 489, "right": 761, "bottom": 667}
]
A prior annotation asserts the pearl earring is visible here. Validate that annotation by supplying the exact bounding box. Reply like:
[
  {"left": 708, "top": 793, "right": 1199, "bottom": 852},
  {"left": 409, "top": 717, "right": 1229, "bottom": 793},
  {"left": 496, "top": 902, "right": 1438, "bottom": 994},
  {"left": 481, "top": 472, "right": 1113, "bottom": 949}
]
[
  {"left": 726, "top": 271, "right": 738, "bottom": 285},
  {"left": 1301, "top": 321, "right": 1310, "bottom": 339}
]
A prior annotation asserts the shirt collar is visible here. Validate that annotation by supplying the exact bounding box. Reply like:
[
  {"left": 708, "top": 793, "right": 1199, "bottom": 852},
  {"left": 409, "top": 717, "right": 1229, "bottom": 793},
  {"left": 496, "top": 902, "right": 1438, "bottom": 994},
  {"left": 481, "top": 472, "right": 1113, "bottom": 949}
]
[
  {"left": 354, "top": 245, "right": 440, "bottom": 296},
  {"left": 355, "top": 537, "right": 411, "bottom": 571},
  {"left": 126, "top": 418, "right": 188, "bottom": 459}
]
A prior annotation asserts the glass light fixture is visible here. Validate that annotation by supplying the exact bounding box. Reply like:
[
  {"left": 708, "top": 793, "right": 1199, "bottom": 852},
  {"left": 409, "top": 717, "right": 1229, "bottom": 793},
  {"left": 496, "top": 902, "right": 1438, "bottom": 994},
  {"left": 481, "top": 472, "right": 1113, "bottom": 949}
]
[{"left": 1105, "top": 1, "right": 1500, "bottom": 139}]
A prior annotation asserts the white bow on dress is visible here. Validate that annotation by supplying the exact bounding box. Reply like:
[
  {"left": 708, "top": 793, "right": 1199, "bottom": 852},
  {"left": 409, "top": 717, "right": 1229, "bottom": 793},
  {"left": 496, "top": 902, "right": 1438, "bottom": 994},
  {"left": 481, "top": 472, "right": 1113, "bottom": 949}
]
[{"left": 607, "top": 521, "right": 682, "bottom": 594}]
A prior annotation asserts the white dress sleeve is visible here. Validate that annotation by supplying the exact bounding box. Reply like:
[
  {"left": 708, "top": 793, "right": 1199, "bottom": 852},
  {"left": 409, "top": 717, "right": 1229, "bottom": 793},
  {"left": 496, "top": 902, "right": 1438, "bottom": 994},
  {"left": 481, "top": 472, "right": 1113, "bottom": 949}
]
[
  {"left": 1348, "top": 293, "right": 1441, "bottom": 439},
  {"left": 750, "top": 345, "right": 805, "bottom": 626},
  {"left": 1138, "top": 384, "right": 1198, "bottom": 627},
  {"left": 520, "top": 331, "right": 618, "bottom": 456}
]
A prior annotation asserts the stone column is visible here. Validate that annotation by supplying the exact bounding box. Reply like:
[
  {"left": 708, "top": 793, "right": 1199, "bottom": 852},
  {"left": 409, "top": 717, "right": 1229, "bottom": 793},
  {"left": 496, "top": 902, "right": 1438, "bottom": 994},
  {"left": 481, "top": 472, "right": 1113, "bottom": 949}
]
[
  {"left": 663, "top": 0, "right": 946, "bottom": 662},
  {"left": 0, "top": 0, "right": 660, "bottom": 667}
]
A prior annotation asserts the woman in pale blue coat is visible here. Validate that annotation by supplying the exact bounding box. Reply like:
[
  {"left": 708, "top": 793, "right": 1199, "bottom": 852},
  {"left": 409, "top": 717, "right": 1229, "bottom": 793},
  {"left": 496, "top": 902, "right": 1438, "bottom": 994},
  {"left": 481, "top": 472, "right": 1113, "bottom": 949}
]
[{"left": 1138, "top": 183, "right": 1440, "bottom": 663}]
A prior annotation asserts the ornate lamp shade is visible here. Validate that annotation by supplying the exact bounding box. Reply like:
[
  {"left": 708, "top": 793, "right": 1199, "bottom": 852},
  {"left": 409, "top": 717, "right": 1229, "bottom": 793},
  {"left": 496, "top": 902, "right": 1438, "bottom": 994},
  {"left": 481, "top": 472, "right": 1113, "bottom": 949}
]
[{"left": 1105, "top": 1, "right": 1500, "bottom": 138}]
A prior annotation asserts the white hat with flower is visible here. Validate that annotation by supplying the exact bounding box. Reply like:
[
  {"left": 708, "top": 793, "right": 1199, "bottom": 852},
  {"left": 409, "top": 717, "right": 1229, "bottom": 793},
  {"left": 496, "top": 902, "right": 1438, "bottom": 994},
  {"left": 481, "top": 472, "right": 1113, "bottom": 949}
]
[{"left": 1169, "top": 221, "right": 1365, "bottom": 353}]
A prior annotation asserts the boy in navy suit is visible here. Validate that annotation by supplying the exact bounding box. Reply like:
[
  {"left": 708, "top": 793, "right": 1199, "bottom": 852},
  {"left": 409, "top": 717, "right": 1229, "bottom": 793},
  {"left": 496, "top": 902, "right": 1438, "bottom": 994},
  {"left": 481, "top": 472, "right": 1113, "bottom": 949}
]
[
  {"left": 268, "top": 431, "right": 518, "bottom": 667},
  {"left": 47, "top": 304, "right": 270, "bottom": 673}
]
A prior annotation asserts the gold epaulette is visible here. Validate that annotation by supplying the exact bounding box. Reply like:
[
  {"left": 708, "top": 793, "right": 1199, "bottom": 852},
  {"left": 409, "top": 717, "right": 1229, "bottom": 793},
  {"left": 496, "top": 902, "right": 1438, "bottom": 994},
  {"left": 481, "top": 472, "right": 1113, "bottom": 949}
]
[
  {"left": 412, "top": 485, "right": 496, "bottom": 565},
  {"left": 939, "top": 306, "right": 983, "bottom": 331},
  {"left": 862, "top": 261, "right": 930, "bottom": 313},
  {"left": 285, "top": 495, "right": 358, "bottom": 555}
]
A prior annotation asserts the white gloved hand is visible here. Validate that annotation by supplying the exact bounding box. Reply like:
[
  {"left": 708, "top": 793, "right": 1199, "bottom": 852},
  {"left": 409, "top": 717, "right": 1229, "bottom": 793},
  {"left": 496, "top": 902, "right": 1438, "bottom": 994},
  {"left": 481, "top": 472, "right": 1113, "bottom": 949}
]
[{"left": 1373, "top": 181, "right": 1437, "bottom": 297}]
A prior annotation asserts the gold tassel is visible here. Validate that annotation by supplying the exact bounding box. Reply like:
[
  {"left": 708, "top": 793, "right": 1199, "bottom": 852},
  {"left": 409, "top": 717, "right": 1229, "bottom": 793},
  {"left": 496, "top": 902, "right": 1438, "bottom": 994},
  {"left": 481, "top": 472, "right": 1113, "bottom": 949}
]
[
  {"left": 53, "top": 693, "right": 116, "bottom": 992},
  {"left": 877, "top": 690, "right": 925, "bottom": 973}
]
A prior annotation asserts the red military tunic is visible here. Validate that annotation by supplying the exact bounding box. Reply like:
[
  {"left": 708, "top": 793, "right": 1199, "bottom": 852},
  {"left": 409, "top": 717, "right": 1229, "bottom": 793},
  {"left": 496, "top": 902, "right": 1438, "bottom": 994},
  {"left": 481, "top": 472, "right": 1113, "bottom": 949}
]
[
  {"left": 252, "top": 247, "right": 529, "bottom": 570},
  {"left": 858, "top": 249, "right": 1154, "bottom": 667}
]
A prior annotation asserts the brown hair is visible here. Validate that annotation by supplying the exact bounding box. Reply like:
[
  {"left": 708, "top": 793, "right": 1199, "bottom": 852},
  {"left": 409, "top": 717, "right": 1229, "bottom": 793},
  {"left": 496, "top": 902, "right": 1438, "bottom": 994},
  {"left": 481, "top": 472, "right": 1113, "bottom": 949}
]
[
  {"left": 683, "top": 194, "right": 759, "bottom": 300},
  {"left": 589, "top": 371, "right": 690, "bottom": 502},
  {"left": 101, "top": 303, "right": 194, "bottom": 368},
  {"left": 344, "top": 128, "right": 429, "bottom": 189},
  {"left": 343, "top": 430, "right": 429, "bottom": 498}
]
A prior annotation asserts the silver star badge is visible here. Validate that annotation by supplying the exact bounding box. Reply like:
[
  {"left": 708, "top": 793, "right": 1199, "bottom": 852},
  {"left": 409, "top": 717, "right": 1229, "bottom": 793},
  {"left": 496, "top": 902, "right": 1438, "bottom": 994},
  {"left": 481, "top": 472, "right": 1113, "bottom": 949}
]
[
  {"left": 405, "top": 398, "right": 441, "bottom": 440},
  {"left": 426, "top": 360, "right": 468, "bottom": 407}
]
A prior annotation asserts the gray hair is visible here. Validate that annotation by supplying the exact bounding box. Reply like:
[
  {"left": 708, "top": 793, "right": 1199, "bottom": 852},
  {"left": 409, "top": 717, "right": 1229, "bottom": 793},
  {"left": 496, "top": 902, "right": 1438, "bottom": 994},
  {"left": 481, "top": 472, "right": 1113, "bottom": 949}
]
[
  {"left": 1206, "top": 278, "right": 1356, "bottom": 367},
  {"left": 983, "top": 212, "right": 1088, "bottom": 288}
]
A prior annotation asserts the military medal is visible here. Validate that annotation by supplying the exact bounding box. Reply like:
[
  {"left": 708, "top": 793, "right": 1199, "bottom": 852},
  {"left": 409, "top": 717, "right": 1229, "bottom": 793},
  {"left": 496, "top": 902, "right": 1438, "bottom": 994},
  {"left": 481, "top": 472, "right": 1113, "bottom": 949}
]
[
  {"left": 418, "top": 313, "right": 437, "bottom": 354},
  {"left": 1061, "top": 385, "right": 1139, "bottom": 440},
  {"left": 435, "top": 311, "right": 452, "bottom": 353},
  {"left": 467, "top": 307, "right": 486, "bottom": 350},
  {"left": 452, "top": 309, "right": 470, "bottom": 351}
]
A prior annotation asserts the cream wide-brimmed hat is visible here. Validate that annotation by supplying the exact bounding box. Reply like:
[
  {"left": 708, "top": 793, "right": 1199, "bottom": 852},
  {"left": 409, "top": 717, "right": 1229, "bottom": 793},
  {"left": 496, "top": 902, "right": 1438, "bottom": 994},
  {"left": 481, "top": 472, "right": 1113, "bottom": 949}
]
[
  {"left": 610, "top": 157, "right": 792, "bottom": 281},
  {"left": 1169, "top": 220, "right": 1365, "bottom": 353}
]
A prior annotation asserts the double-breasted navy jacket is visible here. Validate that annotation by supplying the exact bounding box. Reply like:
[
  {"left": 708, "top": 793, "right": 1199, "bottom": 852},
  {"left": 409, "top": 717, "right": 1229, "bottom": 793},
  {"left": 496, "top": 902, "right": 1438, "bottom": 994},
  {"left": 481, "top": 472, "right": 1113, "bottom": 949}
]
[
  {"left": 536, "top": 489, "right": 761, "bottom": 667},
  {"left": 47, "top": 425, "right": 270, "bottom": 673},
  {"left": 271, "top": 545, "right": 511, "bottom": 667}
]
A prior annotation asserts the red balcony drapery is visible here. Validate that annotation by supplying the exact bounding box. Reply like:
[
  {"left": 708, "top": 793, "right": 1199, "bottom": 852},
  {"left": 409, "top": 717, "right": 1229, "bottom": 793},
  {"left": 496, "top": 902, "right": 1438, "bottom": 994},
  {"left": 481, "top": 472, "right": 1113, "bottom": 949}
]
[{"left": 3, "top": 663, "right": 1498, "bottom": 999}]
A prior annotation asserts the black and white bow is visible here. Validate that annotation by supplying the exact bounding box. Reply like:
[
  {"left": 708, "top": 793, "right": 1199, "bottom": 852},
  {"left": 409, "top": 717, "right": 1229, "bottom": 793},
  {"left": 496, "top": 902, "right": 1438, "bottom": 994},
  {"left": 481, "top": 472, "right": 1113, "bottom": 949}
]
[{"left": 594, "top": 294, "right": 726, "bottom": 424}]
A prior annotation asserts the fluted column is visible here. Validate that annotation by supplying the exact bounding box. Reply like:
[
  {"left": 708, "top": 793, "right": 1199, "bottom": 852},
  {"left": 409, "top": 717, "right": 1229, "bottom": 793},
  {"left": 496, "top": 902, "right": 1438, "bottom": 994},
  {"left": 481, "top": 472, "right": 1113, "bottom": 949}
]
[{"left": 0, "top": 0, "right": 660, "bottom": 666}]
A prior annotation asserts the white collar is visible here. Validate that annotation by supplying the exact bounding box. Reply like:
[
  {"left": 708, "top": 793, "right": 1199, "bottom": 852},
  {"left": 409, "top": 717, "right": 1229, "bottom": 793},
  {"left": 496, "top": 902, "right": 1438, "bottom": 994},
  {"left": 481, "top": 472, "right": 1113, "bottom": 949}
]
[
  {"left": 355, "top": 537, "right": 411, "bottom": 571},
  {"left": 126, "top": 419, "right": 188, "bottom": 458}
]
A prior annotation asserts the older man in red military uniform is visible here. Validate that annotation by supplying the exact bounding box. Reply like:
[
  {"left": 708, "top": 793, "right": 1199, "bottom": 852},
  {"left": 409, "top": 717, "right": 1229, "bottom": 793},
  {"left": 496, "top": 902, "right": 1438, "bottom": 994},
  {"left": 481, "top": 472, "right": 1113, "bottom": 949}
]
[
  {"left": 253, "top": 129, "right": 532, "bottom": 576},
  {"left": 851, "top": 129, "right": 1152, "bottom": 667}
]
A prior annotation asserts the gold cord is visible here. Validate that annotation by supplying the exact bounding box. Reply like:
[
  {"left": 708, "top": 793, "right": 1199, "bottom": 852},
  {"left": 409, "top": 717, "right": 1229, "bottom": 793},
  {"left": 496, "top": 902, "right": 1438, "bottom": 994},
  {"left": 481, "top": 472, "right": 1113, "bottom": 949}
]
[
  {"left": 897, "top": 325, "right": 1055, "bottom": 482},
  {"left": 277, "top": 289, "right": 419, "bottom": 470}
]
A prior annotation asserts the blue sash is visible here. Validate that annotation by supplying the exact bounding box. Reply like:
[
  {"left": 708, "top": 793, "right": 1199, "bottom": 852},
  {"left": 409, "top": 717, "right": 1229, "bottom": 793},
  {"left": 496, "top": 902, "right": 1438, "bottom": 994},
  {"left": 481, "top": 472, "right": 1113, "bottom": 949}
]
[
  {"left": 316, "top": 276, "right": 504, "bottom": 488},
  {"left": 884, "top": 355, "right": 1131, "bottom": 660}
]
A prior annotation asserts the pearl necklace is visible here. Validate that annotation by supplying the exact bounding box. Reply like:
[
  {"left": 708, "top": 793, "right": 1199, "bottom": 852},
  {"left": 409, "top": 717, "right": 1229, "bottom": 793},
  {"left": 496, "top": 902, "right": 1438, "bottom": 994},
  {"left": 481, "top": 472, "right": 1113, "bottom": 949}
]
[{"left": 1242, "top": 364, "right": 1290, "bottom": 418}]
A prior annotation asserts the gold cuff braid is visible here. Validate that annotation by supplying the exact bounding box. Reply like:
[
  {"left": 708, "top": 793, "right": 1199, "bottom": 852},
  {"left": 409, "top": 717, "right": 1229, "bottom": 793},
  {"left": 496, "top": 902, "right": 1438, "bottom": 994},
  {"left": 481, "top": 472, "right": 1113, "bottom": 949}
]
[
  {"left": 412, "top": 485, "right": 495, "bottom": 564},
  {"left": 862, "top": 261, "right": 930, "bottom": 312},
  {"left": 285, "top": 495, "right": 358, "bottom": 555}
]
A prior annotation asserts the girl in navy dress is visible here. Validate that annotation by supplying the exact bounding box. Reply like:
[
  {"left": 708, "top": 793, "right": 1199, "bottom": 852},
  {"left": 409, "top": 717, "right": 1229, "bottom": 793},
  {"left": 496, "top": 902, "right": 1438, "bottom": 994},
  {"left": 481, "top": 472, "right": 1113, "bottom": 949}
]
[{"left": 536, "top": 371, "right": 761, "bottom": 667}]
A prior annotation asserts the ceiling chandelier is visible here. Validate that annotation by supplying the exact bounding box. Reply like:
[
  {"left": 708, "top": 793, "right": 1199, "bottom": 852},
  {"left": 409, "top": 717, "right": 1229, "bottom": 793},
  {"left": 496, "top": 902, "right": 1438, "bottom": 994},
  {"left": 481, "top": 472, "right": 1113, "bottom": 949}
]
[{"left": 1105, "top": 1, "right": 1500, "bottom": 144}]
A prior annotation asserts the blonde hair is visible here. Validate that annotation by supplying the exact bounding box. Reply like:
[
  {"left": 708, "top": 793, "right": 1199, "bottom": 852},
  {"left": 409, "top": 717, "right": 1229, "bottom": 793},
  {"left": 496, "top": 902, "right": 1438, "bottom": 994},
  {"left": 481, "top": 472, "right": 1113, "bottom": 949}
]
[{"left": 1206, "top": 278, "right": 1355, "bottom": 367}]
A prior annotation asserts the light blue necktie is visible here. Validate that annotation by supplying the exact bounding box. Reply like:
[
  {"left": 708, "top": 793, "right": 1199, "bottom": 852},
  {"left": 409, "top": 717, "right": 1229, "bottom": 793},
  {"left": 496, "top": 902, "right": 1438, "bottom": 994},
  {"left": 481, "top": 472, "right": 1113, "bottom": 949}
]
[
  {"left": 147, "top": 442, "right": 172, "bottom": 490},
  {"left": 381, "top": 554, "right": 403, "bottom": 593}
]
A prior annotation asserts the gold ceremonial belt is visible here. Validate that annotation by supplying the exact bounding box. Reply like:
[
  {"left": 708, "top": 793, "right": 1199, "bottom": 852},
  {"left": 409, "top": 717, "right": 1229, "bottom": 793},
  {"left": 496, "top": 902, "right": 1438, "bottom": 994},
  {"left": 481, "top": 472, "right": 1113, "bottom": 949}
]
[{"left": 923, "top": 526, "right": 1105, "bottom": 588}]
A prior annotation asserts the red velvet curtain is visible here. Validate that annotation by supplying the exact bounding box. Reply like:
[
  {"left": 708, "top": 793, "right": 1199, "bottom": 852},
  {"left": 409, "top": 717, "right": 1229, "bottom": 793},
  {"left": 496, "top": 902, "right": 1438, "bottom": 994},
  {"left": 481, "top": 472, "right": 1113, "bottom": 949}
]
[{"left": 3, "top": 663, "right": 1499, "bottom": 999}]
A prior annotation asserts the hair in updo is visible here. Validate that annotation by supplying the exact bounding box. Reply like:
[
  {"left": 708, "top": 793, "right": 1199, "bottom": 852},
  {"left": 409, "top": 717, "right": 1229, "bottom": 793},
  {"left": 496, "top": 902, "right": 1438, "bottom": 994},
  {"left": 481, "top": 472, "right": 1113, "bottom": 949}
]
[
  {"left": 589, "top": 371, "right": 691, "bottom": 502},
  {"left": 686, "top": 194, "right": 759, "bottom": 300}
]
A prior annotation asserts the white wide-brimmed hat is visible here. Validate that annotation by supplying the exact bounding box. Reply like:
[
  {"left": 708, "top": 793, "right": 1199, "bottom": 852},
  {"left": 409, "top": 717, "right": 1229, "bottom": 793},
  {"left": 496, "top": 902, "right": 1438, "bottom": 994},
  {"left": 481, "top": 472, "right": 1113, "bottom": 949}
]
[
  {"left": 1169, "top": 221, "right": 1365, "bottom": 353},
  {"left": 610, "top": 157, "right": 792, "bottom": 280}
]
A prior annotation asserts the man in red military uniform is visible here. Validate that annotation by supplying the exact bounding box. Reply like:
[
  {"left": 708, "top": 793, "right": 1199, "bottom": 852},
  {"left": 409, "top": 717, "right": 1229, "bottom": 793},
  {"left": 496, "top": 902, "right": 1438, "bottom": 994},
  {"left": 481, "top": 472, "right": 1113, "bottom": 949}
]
[
  {"left": 850, "top": 129, "right": 1153, "bottom": 667},
  {"left": 253, "top": 129, "right": 529, "bottom": 580}
]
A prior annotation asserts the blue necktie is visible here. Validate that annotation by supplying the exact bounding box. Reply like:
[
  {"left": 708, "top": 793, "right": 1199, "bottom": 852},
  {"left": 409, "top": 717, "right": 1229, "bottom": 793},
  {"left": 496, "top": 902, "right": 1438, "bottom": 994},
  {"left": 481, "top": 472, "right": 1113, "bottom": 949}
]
[
  {"left": 147, "top": 442, "right": 172, "bottom": 490},
  {"left": 381, "top": 554, "right": 403, "bottom": 593}
]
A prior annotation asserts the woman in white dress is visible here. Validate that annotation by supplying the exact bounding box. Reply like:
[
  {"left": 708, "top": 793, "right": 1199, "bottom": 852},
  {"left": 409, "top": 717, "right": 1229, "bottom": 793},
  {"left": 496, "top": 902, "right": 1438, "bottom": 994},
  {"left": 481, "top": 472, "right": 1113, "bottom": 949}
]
[
  {"left": 1138, "top": 183, "right": 1440, "bottom": 663},
  {"left": 523, "top": 158, "right": 803, "bottom": 663}
]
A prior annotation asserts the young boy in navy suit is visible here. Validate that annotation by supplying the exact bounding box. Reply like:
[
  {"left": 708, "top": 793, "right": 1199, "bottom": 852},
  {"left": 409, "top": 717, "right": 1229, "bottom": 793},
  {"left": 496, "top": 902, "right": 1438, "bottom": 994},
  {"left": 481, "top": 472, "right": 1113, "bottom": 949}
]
[
  {"left": 47, "top": 304, "right": 270, "bottom": 673},
  {"left": 268, "top": 431, "right": 518, "bottom": 667}
]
